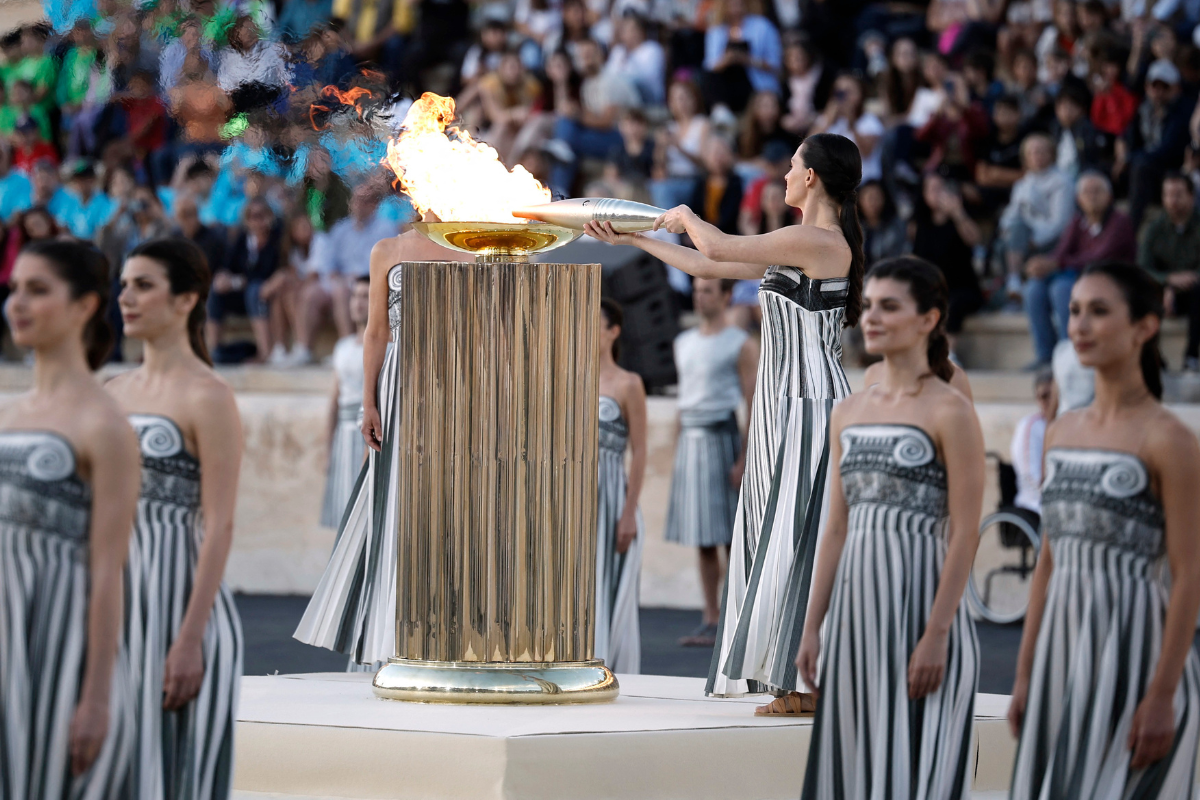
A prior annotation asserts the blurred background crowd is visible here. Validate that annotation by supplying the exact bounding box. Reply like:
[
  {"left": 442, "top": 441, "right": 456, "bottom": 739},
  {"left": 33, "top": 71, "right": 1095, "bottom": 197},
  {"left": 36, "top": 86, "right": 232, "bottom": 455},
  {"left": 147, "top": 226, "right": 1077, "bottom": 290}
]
[{"left": 5, "top": 0, "right": 1200, "bottom": 371}]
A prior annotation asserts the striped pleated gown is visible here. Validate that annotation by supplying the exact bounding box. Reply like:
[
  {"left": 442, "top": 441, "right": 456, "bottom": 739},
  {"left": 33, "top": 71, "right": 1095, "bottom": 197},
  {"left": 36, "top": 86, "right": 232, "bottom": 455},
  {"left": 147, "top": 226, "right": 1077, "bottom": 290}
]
[
  {"left": 0, "top": 430, "right": 134, "bottom": 799},
  {"left": 125, "top": 415, "right": 243, "bottom": 800},
  {"left": 802, "top": 424, "right": 979, "bottom": 800},
  {"left": 596, "top": 395, "right": 643, "bottom": 674},
  {"left": 295, "top": 264, "right": 402, "bottom": 667},
  {"left": 320, "top": 336, "right": 366, "bottom": 529},
  {"left": 1011, "top": 449, "right": 1200, "bottom": 799},
  {"left": 707, "top": 267, "right": 851, "bottom": 696}
]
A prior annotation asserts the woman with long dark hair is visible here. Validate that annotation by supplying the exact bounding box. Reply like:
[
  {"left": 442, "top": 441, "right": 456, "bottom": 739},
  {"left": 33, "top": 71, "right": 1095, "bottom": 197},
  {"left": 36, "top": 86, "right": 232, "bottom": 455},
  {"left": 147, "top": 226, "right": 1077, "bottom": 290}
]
[
  {"left": 797, "top": 256, "right": 983, "bottom": 798},
  {"left": 0, "top": 239, "right": 141, "bottom": 798},
  {"left": 105, "top": 237, "right": 245, "bottom": 800},
  {"left": 595, "top": 299, "right": 647, "bottom": 674},
  {"left": 1009, "top": 262, "right": 1200, "bottom": 799},
  {"left": 587, "top": 132, "right": 863, "bottom": 710}
]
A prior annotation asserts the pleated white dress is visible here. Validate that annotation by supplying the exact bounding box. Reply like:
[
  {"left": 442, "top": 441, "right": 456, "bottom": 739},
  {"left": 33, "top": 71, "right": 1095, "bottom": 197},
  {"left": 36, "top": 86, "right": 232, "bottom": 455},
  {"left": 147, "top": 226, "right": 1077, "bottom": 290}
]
[
  {"left": 294, "top": 265, "right": 402, "bottom": 668},
  {"left": 124, "top": 415, "right": 243, "bottom": 800},
  {"left": 595, "top": 395, "right": 643, "bottom": 674},
  {"left": 1011, "top": 448, "right": 1200, "bottom": 799},
  {"left": 707, "top": 266, "right": 851, "bottom": 696},
  {"left": 802, "top": 424, "right": 978, "bottom": 800},
  {"left": 320, "top": 336, "right": 366, "bottom": 529},
  {"left": 0, "top": 430, "right": 134, "bottom": 800}
]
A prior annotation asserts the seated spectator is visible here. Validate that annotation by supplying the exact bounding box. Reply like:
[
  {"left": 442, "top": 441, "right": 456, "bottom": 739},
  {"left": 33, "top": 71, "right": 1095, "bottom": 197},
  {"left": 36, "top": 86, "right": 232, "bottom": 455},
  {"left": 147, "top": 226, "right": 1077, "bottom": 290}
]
[
  {"left": 1049, "top": 79, "right": 1105, "bottom": 178},
  {"left": 780, "top": 33, "right": 831, "bottom": 135},
  {"left": 1, "top": 205, "right": 58, "bottom": 287},
  {"left": 962, "top": 49, "right": 1005, "bottom": 114},
  {"left": 808, "top": 73, "right": 884, "bottom": 182},
  {"left": 739, "top": 140, "right": 799, "bottom": 236},
  {"left": 701, "top": 0, "right": 782, "bottom": 114},
  {"left": 688, "top": 137, "right": 743, "bottom": 234},
  {"left": 0, "top": 142, "right": 32, "bottom": 225},
  {"left": 28, "top": 160, "right": 83, "bottom": 235},
  {"left": 547, "top": 38, "right": 639, "bottom": 194},
  {"left": 170, "top": 191, "right": 227, "bottom": 289},
  {"left": 915, "top": 73, "right": 990, "bottom": 183},
  {"left": 477, "top": 48, "right": 545, "bottom": 163},
  {"left": 542, "top": 0, "right": 592, "bottom": 65},
  {"left": 297, "top": 185, "right": 398, "bottom": 364},
  {"left": 62, "top": 161, "right": 116, "bottom": 239},
  {"left": 514, "top": 0, "right": 561, "bottom": 59},
  {"left": 165, "top": 54, "right": 233, "bottom": 171},
  {"left": 1139, "top": 172, "right": 1200, "bottom": 370},
  {"left": 6, "top": 26, "right": 57, "bottom": 118},
  {"left": 115, "top": 70, "right": 169, "bottom": 182},
  {"left": 999, "top": 133, "right": 1075, "bottom": 306},
  {"left": 207, "top": 198, "right": 283, "bottom": 363},
  {"left": 460, "top": 19, "right": 510, "bottom": 91},
  {"left": 1011, "top": 369, "right": 1057, "bottom": 517},
  {"left": 261, "top": 212, "right": 312, "bottom": 365},
  {"left": 877, "top": 37, "right": 922, "bottom": 127},
  {"left": 158, "top": 15, "right": 216, "bottom": 94},
  {"left": 56, "top": 23, "right": 101, "bottom": 137},
  {"left": 603, "top": 109, "right": 655, "bottom": 198},
  {"left": 1090, "top": 47, "right": 1137, "bottom": 139},
  {"left": 737, "top": 90, "right": 801, "bottom": 174},
  {"left": 858, "top": 179, "right": 908, "bottom": 267},
  {"left": 312, "top": 19, "right": 358, "bottom": 87},
  {"left": 975, "top": 93, "right": 1025, "bottom": 213},
  {"left": 1005, "top": 47, "right": 1050, "bottom": 126},
  {"left": 275, "top": 0, "right": 333, "bottom": 44},
  {"left": 1116, "top": 59, "right": 1194, "bottom": 227},
  {"left": 912, "top": 171, "right": 984, "bottom": 352},
  {"left": 604, "top": 14, "right": 666, "bottom": 106},
  {"left": 217, "top": 15, "right": 292, "bottom": 114},
  {"left": 0, "top": 80, "right": 51, "bottom": 141},
  {"left": 1023, "top": 171, "right": 1135, "bottom": 366},
  {"left": 649, "top": 78, "right": 710, "bottom": 210}
]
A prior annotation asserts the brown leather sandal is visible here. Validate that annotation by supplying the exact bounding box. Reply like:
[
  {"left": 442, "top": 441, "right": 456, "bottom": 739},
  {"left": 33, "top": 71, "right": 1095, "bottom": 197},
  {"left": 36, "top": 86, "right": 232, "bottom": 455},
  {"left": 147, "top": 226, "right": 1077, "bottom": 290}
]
[{"left": 754, "top": 691, "right": 817, "bottom": 716}]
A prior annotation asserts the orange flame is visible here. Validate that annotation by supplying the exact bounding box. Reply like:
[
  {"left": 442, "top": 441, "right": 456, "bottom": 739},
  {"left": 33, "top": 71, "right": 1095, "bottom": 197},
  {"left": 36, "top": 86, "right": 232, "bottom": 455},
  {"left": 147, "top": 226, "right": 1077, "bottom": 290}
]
[
  {"left": 384, "top": 93, "right": 551, "bottom": 223},
  {"left": 310, "top": 85, "right": 374, "bottom": 130}
]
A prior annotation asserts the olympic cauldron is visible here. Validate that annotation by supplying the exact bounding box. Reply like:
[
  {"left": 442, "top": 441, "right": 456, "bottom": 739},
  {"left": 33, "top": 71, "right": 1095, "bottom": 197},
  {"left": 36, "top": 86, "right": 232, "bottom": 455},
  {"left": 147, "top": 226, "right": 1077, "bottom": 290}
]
[{"left": 372, "top": 199, "right": 661, "bottom": 704}]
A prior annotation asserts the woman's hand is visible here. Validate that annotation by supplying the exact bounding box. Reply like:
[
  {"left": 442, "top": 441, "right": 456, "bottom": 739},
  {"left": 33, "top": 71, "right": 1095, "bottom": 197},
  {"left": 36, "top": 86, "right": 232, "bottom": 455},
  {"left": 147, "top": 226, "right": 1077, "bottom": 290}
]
[
  {"left": 1007, "top": 676, "right": 1029, "bottom": 737},
  {"left": 796, "top": 629, "right": 821, "bottom": 691},
  {"left": 584, "top": 220, "right": 641, "bottom": 246},
  {"left": 162, "top": 635, "right": 205, "bottom": 710},
  {"left": 69, "top": 696, "right": 109, "bottom": 776},
  {"left": 907, "top": 630, "right": 948, "bottom": 699},
  {"left": 1128, "top": 691, "right": 1177, "bottom": 769},
  {"left": 616, "top": 509, "right": 638, "bottom": 553},
  {"left": 361, "top": 404, "right": 383, "bottom": 452},
  {"left": 653, "top": 205, "right": 697, "bottom": 234}
]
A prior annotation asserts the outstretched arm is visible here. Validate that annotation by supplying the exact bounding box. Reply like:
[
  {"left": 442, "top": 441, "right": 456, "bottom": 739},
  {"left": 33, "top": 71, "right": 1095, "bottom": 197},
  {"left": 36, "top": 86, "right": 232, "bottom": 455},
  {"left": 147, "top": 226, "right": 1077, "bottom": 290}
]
[{"left": 584, "top": 221, "right": 768, "bottom": 280}]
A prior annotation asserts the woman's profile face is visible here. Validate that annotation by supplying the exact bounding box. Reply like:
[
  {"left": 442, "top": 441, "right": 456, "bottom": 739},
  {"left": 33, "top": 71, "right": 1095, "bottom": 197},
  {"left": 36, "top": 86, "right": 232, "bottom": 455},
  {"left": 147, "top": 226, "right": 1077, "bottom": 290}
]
[
  {"left": 1068, "top": 274, "right": 1157, "bottom": 370},
  {"left": 783, "top": 146, "right": 808, "bottom": 207},
  {"left": 119, "top": 255, "right": 193, "bottom": 342},
  {"left": 860, "top": 276, "right": 937, "bottom": 356},
  {"left": 6, "top": 254, "right": 94, "bottom": 354}
]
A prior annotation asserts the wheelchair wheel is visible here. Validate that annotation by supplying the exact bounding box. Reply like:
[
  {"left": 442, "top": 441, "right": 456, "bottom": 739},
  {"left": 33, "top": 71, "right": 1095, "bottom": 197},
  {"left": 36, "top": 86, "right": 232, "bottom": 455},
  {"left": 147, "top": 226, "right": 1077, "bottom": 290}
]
[{"left": 967, "top": 510, "right": 1040, "bottom": 624}]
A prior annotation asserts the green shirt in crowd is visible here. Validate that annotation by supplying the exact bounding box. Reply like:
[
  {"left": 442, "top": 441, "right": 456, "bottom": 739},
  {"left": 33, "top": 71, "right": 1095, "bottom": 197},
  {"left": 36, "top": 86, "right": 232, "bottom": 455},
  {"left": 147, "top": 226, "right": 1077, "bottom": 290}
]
[
  {"left": 56, "top": 46, "right": 97, "bottom": 109},
  {"left": 0, "top": 103, "right": 53, "bottom": 141},
  {"left": 2, "top": 55, "right": 59, "bottom": 115},
  {"left": 1138, "top": 208, "right": 1200, "bottom": 283}
]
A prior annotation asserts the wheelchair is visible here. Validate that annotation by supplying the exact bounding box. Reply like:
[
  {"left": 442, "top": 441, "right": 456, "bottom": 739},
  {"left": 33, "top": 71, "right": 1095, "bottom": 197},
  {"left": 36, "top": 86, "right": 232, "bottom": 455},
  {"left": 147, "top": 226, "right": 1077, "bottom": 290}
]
[{"left": 965, "top": 452, "right": 1041, "bottom": 624}]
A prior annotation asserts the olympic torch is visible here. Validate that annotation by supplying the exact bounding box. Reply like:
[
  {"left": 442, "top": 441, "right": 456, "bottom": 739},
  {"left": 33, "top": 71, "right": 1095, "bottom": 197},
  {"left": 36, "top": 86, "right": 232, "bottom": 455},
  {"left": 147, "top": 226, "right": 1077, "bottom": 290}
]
[{"left": 512, "top": 198, "right": 666, "bottom": 233}]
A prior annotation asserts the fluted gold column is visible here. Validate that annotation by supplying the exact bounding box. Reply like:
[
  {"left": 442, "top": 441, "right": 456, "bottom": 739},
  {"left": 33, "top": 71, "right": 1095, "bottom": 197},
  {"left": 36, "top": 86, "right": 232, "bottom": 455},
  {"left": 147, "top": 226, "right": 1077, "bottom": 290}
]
[{"left": 372, "top": 260, "right": 617, "bottom": 703}]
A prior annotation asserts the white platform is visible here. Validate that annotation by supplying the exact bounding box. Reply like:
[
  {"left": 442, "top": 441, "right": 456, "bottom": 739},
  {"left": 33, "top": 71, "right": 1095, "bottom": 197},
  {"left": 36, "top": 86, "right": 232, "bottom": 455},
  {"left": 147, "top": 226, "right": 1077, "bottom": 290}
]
[{"left": 233, "top": 673, "right": 1018, "bottom": 799}]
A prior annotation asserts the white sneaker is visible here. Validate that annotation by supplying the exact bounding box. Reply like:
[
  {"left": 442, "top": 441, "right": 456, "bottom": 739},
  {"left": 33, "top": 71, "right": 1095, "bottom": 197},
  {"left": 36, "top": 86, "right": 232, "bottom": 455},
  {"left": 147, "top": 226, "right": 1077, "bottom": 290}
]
[
  {"left": 268, "top": 344, "right": 290, "bottom": 366},
  {"left": 289, "top": 345, "right": 314, "bottom": 366}
]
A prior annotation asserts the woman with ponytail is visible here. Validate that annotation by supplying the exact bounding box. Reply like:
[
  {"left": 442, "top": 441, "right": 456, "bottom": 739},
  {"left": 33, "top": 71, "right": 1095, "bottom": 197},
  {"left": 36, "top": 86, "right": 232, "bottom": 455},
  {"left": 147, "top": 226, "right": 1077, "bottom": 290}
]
[
  {"left": 796, "top": 256, "right": 983, "bottom": 798},
  {"left": 1, "top": 239, "right": 141, "bottom": 798},
  {"left": 587, "top": 132, "right": 862, "bottom": 709},
  {"left": 594, "top": 298, "right": 647, "bottom": 673},
  {"left": 1009, "top": 262, "right": 1200, "bottom": 799},
  {"left": 106, "top": 237, "right": 245, "bottom": 800}
]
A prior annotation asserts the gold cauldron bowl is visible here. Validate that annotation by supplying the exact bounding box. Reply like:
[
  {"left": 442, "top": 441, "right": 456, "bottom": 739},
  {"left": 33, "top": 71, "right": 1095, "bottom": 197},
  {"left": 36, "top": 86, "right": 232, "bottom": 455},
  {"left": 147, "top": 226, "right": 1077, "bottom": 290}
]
[{"left": 411, "top": 220, "right": 581, "bottom": 262}]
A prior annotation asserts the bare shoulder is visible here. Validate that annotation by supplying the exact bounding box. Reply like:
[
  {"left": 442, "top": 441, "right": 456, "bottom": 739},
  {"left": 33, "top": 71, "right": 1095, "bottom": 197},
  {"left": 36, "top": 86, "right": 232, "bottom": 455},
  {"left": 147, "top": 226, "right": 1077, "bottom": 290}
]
[
  {"left": 179, "top": 366, "right": 240, "bottom": 428},
  {"left": 369, "top": 236, "right": 406, "bottom": 272},
  {"left": 619, "top": 368, "right": 646, "bottom": 401},
  {"left": 928, "top": 379, "right": 977, "bottom": 429},
  {"left": 1144, "top": 406, "right": 1200, "bottom": 470},
  {"left": 75, "top": 384, "right": 138, "bottom": 460},
  {"left": 832, "top": 390, "right": 868, "bottom": 428}
]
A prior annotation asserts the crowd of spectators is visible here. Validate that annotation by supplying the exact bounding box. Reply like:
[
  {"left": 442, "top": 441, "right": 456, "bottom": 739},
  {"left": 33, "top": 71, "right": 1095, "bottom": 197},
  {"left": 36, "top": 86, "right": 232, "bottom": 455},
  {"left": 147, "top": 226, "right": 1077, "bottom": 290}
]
[{"left": 6, "top": 0, "right": 1200, "bottom": 367}]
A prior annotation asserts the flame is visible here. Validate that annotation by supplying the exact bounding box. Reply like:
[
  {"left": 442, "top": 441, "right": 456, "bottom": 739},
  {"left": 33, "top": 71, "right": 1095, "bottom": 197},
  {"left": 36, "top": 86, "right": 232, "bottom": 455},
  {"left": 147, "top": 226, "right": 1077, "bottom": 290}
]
[
  {"left": 310, "top": 85, "right": 374, "bottom": 130},
  {"left": 384, "top": 93, "right": 550, "bottom": 223}
]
